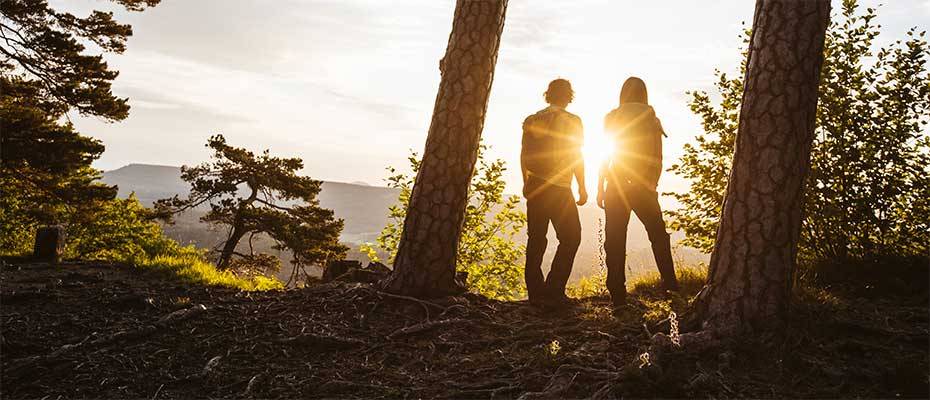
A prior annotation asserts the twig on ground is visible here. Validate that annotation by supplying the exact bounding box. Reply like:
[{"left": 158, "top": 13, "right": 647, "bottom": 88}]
[
  {"left": 377, "top": 291, "right": 446, "bottom": 310},
  {"left": 387, "top": 319, "right": 467, "bottom": 340},
  {"left": 275, "top": 333, "right": 367, "bottom": 349},
  {"left": 3, "top": 304, "right": 208, "bottom": 375}
]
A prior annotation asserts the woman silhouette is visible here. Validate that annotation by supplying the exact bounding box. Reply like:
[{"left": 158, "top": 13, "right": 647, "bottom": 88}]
[{"left": 596, "top": 77, "right": 679, "bottom": 307}]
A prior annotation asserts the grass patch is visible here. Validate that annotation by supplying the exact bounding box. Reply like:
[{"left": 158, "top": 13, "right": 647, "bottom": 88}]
[
  {"left": 133, "top": 249, "right": 283, "bottom": 292},
  {"left": 629, "top": 266, "right": 707, "bottom": 324},
  {"left": 567, "top": 270, "right": 608, "bottom": 299},
  {"left": 569, "top": 264, "right": 709, "bottom": 300},
  {"left": 629, "top": 265, "right": 707, "bottom": 298},
  {"left": 567, "top": 265, "right": 709, "bottom": 324}
]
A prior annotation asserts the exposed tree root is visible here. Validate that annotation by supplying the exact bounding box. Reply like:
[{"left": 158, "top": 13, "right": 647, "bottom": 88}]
[{"left": 4, "top": 304, "right": 207, "bottom": 376}]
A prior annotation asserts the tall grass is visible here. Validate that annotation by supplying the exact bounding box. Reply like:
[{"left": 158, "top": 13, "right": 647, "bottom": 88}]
[
  {"left": 132, "top": 247, "right": 283, "bottom": 292},
  {"left": 628, "top": 265, "right": 707, "bottom": 297},
  {"left": 567, "top": 220, "right": 709, "bottom": 300}
]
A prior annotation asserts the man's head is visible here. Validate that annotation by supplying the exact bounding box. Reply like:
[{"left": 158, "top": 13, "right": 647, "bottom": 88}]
[{"left": 544, "top": 78, "right": 574, "bottom": 107}]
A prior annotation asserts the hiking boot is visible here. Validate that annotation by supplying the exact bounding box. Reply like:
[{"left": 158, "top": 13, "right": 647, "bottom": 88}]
[
  {"left": 545, "top": 293, "right": 578, "bottom": 309},
  {"left": 528, "top": 295, "right": 548, "bottom": 308}
]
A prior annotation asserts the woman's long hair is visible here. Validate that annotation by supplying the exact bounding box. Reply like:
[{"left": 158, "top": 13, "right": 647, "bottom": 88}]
[{"left": 619, "top": 77, "right": 648, "bottom": 105}]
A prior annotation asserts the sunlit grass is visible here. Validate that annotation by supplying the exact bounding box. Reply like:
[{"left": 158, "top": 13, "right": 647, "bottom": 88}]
[
  {"left": 133, "top": 250, "right": 283, "bottom": 292},
  {"left": 570, "top": 265, "right": 709, "bottom": 324},
  {"left": 629, "top": 265, "right": 707, "bottom": 297},
  {"left": 567, "top": 270, "right": 608, "bottom": 299},
  {"left": 568, "top": 264, "right": 708, "bottom": 300}
]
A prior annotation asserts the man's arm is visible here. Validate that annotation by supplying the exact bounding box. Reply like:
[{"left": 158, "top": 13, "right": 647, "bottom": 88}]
[{"left": 572, "top": 117, "right": 587, "bottom": 206}]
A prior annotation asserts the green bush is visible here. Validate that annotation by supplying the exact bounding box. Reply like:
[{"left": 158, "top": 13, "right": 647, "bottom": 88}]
[
  {"left": 84, "top": 195, "right": 284, "bottom": 291},
  {"left": 1, "top": 192, "right": 282, "bottom": 292},
  {"left": 65, "top": 194, "right": 178, "bottom": 261},
  {"left": 362, "top": 145, "right": 527, "bottom": 300}
]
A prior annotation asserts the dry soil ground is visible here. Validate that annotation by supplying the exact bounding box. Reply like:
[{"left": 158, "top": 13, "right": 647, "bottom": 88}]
[{"left": 1, "top": 260, "right": 927, "bottom": 398}]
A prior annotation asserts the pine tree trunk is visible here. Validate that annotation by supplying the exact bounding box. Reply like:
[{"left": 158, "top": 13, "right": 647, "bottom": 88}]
[
  {"left": 217, "top": 186, "right": 257, "bottom": 270},
  {"left": 217, "top": 226, "right": 245, "bottom": 269},
  {"left": 382, "top": 0, "right": 508, "bottom": 297},
  {"left": 691, "top": 0, "right": 830, "bottom": 333}
]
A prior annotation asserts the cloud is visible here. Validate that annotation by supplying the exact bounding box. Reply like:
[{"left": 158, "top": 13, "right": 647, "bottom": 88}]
[{"left": 52, "top": 0, "right": 926, "bottom": 188}]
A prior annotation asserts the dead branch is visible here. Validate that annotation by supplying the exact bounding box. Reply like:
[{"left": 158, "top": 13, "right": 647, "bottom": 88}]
[{"left": 387, "top": 319, "right": 467, "bottom": 340}]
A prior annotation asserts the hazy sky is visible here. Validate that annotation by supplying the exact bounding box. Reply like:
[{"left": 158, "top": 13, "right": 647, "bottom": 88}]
[{"left": 59, "top": 0, "right": 929, "bottom": 202}]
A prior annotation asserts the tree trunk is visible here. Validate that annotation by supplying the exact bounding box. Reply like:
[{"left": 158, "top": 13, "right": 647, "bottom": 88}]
[
  {"left": 217, "top": 226, "right": 246, "bottom": 269},
  {"left": 690, "top": 0, "right": 830, "bottom": 333},
  {"left": 217, "top": 186, "right": 257, "bottom": 269},
  {"left": 382, "top": 0, "right": 508, "bottom": 297}
]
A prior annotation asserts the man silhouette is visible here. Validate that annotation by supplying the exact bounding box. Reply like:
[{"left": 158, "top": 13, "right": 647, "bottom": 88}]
[
  {"left": 597, "top": 77, "right": 679, "bottom": 307},
  {"left": 521, "top": 78, "right": 586, "bottom": 307}
]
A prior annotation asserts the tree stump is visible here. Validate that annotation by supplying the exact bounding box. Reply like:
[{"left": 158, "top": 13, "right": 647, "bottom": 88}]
[{"left": 33, "top": 225, "right": 66, "bottom": 263}]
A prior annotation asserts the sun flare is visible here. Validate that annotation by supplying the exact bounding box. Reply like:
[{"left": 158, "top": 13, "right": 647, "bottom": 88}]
[{"left": 583, "top": 130, "right": 613, "bottom": 170}]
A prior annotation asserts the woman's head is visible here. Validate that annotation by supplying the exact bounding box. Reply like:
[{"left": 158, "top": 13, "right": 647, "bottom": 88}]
[
  {"left": 619, "top": 77, "right": 648, "bottom": 105},
  {"left": 544, "top": 78, "right": 574, "bottom": 106}
]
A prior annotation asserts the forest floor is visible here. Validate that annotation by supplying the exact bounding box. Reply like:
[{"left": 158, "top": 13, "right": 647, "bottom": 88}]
[{"left": 1, "top": 260, "right": 928, "bottom": 399}]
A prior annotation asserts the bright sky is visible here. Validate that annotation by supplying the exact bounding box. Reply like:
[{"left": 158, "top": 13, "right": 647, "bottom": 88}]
[{"left": 59, "top": 0, "right": 929, "bottom": 204}]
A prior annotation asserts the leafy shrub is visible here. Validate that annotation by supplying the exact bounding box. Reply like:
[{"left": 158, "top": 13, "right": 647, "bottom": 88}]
[
  {"left": 2, "top": 191, "right": 282, "bottom": 291},
  {"left": 362, "top": 145, "right": 527, "bottom": 300},
  {"left": 65, "top": 194, "right": 178, "bottom": 260}
]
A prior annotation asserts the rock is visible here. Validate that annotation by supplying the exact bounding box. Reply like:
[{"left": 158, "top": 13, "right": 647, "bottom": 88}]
[
  {"left": 321, "top": 260, "right": 362, "bottom": 283},
  {"left": 111, "top": 294, "right": 156, "bottom": 310},
  {"left": 335, "top": 268, "right": 386, "bottom": 284},
  {"left": 321, "top": 260, "right": 391, "bottom": 284},
  {"left": 33, "top": 225, "right": 66, "bottom": 263},
  {"left": 366, "top": 261, "right": 391, "bottom": 274}
]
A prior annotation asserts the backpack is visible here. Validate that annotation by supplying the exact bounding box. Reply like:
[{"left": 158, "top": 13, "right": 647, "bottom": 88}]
[{"left": 605, "top": 103, "right": 664, "bottom": 188}]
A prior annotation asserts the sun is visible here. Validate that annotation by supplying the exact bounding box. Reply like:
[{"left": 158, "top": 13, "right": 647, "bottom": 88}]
[{"left": 583, "top": 129, "right": 612, "bottom": 170}]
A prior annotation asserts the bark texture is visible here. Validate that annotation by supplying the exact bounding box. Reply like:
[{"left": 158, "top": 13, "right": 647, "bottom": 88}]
[
  {"left": 382, "top": 0, "right": 508, "bottom": 297},
  {"left": 692, "top": 0, "right": 830, "bottom": 333},
  {"left": 33, "top": 225, "right": 65, "bottom": 263}
]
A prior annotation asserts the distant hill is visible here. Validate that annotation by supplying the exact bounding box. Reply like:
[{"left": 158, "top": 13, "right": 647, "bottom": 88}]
[
  {"left": 103, "top": 164, "right": 707, "bottom": 281},
  {"left": 103, "top": 164, "right": 398, "bottom": 242}
]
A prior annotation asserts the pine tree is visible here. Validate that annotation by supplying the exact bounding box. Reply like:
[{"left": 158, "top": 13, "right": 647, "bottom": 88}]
[
  {"left": 1, "top": 0, "right": 160, "bottom": 252},
  {"left": 156, "top": 135, "right": 348, "bottom": 272},
  {"left": 382, "top": 0, "right": 508, "bottom": 298},
  {"left": 1, "top": 0, "right": 160, "bottom": 120}
]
